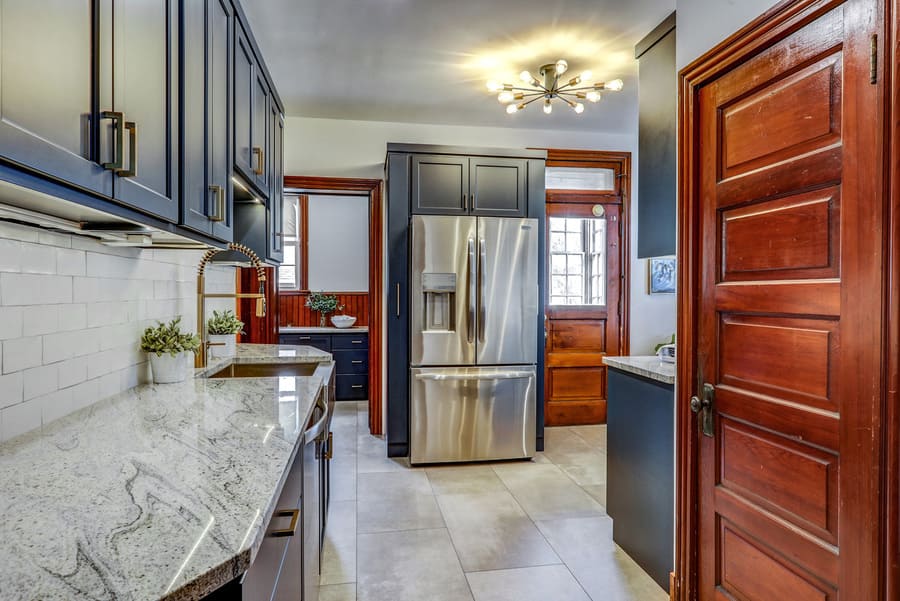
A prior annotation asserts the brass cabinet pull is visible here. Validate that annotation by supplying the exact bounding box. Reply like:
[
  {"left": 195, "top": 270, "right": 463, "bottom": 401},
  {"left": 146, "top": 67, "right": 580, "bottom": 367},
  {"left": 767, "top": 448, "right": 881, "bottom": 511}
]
[
  {"left": 351, "top": 384, "right": 364, "bottom": 389},
  {"left": 118, "top": 121, "right": 137, "bottom": 177},
  {"left": 252, "top": 146, "right": 264, "bottom": 175},
  {"left": 324, "top": 432, "right": 333, "bottom": 460},
  {"left": 101, "top": 111, "right": 124, "bottom": 171},
  {"left": 208, "top": 185, "right": 225, "bottom": 222},
  {"left": 270, "top": 508, "right": 300, "bottom": 537},
  {"left": 351, "top": 340, "right": 363, "bottom": 344},
  {"left": 396, "top": 283, "right": 401, "bottom": 317},
  {"left": 351, "top": 360, "right": 363, "bottom": 364}
]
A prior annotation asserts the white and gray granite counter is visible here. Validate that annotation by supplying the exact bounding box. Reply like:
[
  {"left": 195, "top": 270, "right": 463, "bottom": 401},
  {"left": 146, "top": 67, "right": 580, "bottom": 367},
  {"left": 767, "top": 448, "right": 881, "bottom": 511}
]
[
  {"left": 0, "top": 344, "right": 332, "bottom": 601},
  {"left": 603, "top": 355, "right": 676, "bottom": 385},
  {"left": 279, "top": 326, "right": 368, "bottom": 334}
]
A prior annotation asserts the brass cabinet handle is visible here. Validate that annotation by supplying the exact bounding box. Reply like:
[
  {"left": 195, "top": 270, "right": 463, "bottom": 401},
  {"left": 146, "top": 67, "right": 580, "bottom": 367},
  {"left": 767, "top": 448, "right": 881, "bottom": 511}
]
[
  {"left": 351, "top": 384, "right": 364, "bottom": 389},
  {"left": 351, "top": 360, "right": 363, "bottom": 364},
  {"left": 101, "top": 111, "right": 124, "bottom": 171},
  {"left": 324, "top": 432, "right": 333, "bottom": 460},
  {"left": 270, "top": 508, "right": 300, "bottom": 537},
  {"left": 252, "top": 146, "right": 264, "bottom": 175},
  {"left": 208, "top": 185, "right": 225, "bottom": 222},
  {"left": 351, "top": 340, "right": 363, "bottom": 344},
  {"left": 118, "top": 121, "right": 137, "bottom": 177}
]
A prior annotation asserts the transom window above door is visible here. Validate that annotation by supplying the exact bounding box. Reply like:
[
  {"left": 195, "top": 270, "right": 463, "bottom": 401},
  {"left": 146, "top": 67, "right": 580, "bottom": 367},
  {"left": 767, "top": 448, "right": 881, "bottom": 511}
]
[{"left": 549, "top": 216, "right": 606, "bottom": 306}]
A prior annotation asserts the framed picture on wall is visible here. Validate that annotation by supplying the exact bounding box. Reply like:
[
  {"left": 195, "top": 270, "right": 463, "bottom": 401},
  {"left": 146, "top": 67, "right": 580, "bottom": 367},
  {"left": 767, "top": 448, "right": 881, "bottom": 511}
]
[{"left": 648, "top": 257, "right": 676, "bottom": 294}]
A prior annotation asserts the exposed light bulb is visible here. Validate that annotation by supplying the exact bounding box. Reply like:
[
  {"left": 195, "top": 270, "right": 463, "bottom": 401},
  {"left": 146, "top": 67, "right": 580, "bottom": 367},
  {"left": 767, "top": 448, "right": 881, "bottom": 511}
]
[
  {"left": 486, "top": 80, "right": 502, "bottom": 92},
  {"left": 604, "top": 78, "right": 624, "bottom": 91},
  {"left": 520, "top": 70, "right": 534, "bottom": 83},
  {"left": 497, "top": 90, "right": 514, "bottom": 103},
  {"left": 586, "top": 90, "right": 601, "bottom": 103},
  {"left": 555, "top": 59, "right": 568, "bottom": 75},
  {"left": 543, "top": 100, "right": 553, "bottom": 114},
  {"left": 506, "top": 103, "right": 519, "bottom": 114},
  {"left": 580, "top": 70, "right": 593, "bottom": 81},
  {"left": 573, "top": 103, "right": 585, "bottom": 114}
]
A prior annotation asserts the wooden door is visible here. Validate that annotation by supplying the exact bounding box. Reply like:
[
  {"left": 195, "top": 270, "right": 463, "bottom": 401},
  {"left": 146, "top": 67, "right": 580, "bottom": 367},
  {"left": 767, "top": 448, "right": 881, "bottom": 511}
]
[
  {"left": 110, "top": 0, "right": 179, "bottom": 221},
  {"left": 469, "top": 157, "right": 527, "bottom": 217},
  {"left": 545, "top": 202, "right": 622, "bottom": 425},
  {"left": 410, "top": 154, "right": 468, "bottom": 215},
  {"left": 690, "top": 2, "right": 884, "bottom": 600}
]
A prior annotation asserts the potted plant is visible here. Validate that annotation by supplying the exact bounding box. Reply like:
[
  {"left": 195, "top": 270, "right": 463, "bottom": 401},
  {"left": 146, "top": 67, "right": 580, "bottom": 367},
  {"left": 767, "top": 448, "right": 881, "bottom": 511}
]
[
  {"left": 140, "top": 317, "right": 201, "bottom": 384},
  {"left": 206, "top": 309, "right": 245, "bottom": 358},
  {"left": 306, "top": 291, "right": 344, "bottom": 327}
]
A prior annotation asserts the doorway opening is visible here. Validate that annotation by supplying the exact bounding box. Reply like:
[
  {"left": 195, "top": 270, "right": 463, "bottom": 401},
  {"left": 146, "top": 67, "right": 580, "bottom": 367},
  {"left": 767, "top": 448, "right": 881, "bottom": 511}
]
[{"left": 543, "top": 149, "right": 631, "bottom": 426}]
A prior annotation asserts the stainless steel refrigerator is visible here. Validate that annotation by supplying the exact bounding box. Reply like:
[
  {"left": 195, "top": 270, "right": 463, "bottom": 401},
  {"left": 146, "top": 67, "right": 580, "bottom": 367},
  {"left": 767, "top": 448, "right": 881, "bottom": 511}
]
[{"left": 409, "top": 215, "right": 538, "bottom": 464}]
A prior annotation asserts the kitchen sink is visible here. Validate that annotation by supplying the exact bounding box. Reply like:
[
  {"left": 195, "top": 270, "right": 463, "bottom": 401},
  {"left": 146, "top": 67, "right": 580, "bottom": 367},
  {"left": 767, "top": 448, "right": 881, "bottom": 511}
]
[{"left": 208, "top": 363, "right": 318, "bottom": 379}]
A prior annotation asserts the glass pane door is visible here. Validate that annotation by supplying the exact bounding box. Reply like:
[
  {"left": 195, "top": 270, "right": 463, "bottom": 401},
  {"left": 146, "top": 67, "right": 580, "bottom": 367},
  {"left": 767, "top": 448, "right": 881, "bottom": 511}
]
[{"left": 548, "top": 216, "right": 606, "bottom": 306}]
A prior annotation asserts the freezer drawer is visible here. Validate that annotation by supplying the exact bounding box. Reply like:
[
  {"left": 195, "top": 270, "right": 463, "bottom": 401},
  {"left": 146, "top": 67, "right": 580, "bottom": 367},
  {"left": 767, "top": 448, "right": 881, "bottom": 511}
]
[{"left": 410, "top": 366, "right": 536, "bottom": 464}]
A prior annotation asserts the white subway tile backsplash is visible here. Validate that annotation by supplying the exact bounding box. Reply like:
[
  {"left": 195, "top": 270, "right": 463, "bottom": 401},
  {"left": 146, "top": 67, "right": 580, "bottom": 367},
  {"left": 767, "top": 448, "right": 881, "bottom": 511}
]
[
  {"left": 0, "top": 221, "right": 234, "bottom": 442},
  {"left": 0, "top": 372, "right": 23, "bottom": 408},
  {"left": 3, "top": 336, "right": 42, "bottom": 374},
  {"left": 1, "top": 273, "right": 72, "bottom": 305},
  {"left": 0, "top": 307, "right": 23, "bottom": 340}
]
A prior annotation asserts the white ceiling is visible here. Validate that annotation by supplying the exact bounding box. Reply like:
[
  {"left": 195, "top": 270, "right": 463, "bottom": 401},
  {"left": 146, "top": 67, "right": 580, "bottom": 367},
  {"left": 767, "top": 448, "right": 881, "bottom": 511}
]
[{"left": 242, "top": 0, "right": 675, "bottom": 133}]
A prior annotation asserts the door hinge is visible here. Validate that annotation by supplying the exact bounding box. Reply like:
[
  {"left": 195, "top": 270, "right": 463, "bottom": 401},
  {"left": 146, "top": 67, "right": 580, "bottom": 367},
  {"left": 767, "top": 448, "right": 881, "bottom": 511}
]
[{"left": 870, "top": 34, "right": 878, "bottom": 84}]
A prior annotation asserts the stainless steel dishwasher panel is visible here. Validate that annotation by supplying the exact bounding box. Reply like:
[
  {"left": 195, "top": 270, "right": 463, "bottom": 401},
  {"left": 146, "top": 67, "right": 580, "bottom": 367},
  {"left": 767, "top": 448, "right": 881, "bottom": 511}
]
[{"left": 410, "top": 366, "right": 536, "bottom": 464}]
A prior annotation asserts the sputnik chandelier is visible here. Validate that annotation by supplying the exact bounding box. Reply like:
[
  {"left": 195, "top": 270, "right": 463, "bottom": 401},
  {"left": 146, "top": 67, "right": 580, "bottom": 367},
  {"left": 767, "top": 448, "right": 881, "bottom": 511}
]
[{"left": 486, "top": 59, "right": 623, "bottom": 115}]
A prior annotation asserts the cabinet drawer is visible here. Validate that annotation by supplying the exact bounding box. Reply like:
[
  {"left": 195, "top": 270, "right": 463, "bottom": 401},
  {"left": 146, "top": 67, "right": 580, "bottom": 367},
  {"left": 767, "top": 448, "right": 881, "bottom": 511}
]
[
  {"left": 336, "top": 374, "right": 368, "bottom": 400},
  {"left": 334, "top": 349, "right": 368, "bottom": 374},
  {"left": 331, "top": 334, "right": 368, "bottom": 350},
  {"left": 280, "top": 334, "right": 331, "bottom": 352}
]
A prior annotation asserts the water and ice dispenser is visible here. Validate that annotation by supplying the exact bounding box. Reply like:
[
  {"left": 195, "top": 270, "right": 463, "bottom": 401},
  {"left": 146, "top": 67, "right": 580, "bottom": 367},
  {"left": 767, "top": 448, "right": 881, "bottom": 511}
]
[{"left": 421, "top": 272, "right": 457, "bottom": 331}]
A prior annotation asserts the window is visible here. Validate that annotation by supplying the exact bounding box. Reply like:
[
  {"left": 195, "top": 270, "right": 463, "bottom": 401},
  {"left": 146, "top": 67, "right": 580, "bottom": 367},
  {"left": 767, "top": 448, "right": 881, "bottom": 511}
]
[
  {"left": 545, "top": 166, "right": 615, "bottom": 191},
  {"left": 279, "top": 195, "right": 301, "bottom": 290},
  {"left": 549, "top": 217, "right": 606, "bottom": 306}
]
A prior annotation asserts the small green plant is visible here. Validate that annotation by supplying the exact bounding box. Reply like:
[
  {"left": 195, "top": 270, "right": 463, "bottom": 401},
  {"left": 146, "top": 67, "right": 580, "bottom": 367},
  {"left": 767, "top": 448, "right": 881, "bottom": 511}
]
[
  {"left": 654, "top": 334, "right": 676, "bottom": 353},
  {"left": 207, "top": 310, "right": 245, "bottom": 336},
  {"left": 140, "top": 317, "right": 201, "bottom": 357},
  {"left": 305, "top": 291, "right": 344, "bottom": 316}
]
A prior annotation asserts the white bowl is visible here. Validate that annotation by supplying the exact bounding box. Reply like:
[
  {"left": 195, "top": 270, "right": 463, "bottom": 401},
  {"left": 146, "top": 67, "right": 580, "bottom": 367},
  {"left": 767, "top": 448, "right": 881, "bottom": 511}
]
[{"left": 331, "top": 315, "right": 357, "bottom": 329}]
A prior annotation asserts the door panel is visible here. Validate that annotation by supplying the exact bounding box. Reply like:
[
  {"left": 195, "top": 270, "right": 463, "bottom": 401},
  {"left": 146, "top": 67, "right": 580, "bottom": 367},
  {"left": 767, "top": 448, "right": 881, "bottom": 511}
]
[
  {"left": 208, "top": 0, "right": 233, "bottom": 241},
  {"left": 476, "top": 217, "right": 538, "bottom": 366},
  {"left": 695, "top": 3, "right": 883, "bottom": 600},
  {"left": 234, "top": 24, "right": 254, "bottom": 183},
  {"left": 410, "top": 155, "right": 468, "bottom": 214},
  {"left": 410, "top": 215, "right": 477, "bottom": 366},
  {"left": 111, "top": 0, "right": 178, "bottom": 220},
  {"left": 470, "top": 157, "right": 527, "bottom": 217},
  {"left": 252, "top": 71, "right": 270, "bottom": 193},
  {"left": 0, "top": 0, "right": 112, "bottom": 195}
]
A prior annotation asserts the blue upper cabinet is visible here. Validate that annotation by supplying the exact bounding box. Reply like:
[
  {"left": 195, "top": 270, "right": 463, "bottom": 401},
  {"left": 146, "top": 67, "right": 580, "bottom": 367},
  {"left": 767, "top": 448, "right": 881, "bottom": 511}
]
[
  {"left": 0, "top": 0, "right": 284, "bottom": 252},
  {"left": 635, "top": 13, "right": 677, "bottom": 258}
]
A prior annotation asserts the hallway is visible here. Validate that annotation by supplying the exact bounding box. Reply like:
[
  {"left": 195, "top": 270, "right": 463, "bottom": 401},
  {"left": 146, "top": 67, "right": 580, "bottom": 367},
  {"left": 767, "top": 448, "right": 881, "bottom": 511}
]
[{"left": 319, "top": 401, "right": 667, "bottom": 601}]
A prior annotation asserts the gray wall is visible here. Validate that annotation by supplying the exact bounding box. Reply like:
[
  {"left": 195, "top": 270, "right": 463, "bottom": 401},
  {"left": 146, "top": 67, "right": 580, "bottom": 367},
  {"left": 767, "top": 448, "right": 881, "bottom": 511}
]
[{"left": 676, "top": 0, "right": 782, "bottom": 69}]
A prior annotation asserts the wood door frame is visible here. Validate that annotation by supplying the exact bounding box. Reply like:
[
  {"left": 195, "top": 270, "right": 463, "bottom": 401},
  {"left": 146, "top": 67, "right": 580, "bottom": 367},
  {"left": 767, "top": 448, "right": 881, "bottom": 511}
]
[
  {"left": 283, "top": 175, "right": 384, "bottom": 436},
  {"left": 545, "top": 149, "right": 631, "bottom": 355},
  {"left": 677, "top": 1, "right": 895, "bottom": 599}
]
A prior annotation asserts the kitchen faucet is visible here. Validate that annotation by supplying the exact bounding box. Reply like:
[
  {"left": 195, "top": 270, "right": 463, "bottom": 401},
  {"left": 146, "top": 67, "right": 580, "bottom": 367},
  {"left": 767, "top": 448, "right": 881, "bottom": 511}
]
[{"left": 196, "top": 242, "right": 267, "bottom": 368}]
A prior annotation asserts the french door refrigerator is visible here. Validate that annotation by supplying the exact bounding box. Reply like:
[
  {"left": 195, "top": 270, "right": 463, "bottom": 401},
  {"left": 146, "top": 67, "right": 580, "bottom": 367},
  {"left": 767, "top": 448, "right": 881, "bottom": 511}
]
[{"left": 410, "top": 215, "right": 538, "bottom": 464}]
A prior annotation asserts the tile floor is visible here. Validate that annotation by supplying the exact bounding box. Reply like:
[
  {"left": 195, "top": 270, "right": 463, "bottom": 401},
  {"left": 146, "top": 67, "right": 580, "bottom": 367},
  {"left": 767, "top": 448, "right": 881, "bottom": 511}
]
[{"left": 319, "top": 401, "right": 668, "bottom": 601}]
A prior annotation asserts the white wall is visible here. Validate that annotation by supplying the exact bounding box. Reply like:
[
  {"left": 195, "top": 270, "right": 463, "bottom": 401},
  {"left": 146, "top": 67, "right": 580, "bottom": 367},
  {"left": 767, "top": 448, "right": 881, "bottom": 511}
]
[
  {"left": 284, "top": 115, "right": 676, "bottom": 354},
  {"left": 0, "top": 221, "right": 235, "bottom": 443},
  {"left": 676, "top": 0, "right": 782, "bottom": 69},
  {"left": 307, "top": 194, "right": 369, "bottom": 292}
]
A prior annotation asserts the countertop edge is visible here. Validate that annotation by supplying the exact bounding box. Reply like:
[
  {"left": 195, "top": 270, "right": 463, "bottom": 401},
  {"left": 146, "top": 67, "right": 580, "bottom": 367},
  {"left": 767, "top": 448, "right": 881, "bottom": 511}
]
[{"left": 603, "top": 356, "right": 676, "bottom": 385}]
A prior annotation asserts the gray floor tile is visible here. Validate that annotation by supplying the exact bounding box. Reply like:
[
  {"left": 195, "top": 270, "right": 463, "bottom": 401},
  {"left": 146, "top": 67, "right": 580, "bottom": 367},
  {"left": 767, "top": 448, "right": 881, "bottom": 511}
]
[
  {"left": 557, "top": 457, "right": 607, "bottom": 487},
  {"left": 466, "top": 565, "right": 591, "bottom": 601},
  {"left": 357, "top": 528, "right": 473, "bottom": 601},
  {"left": 426, "top": 465, "right": 507, "bottom": 495},
  {"left": 568, "top": 424, "right": 607, "bottom": 447},
  {"left": 436, "top": 491, "right": 560, "bottom": 572},
  {"left": 535, "top": 517, "right": 667, "bottom": 601},
  {"left": 542, "top": 428, "right": 601, "bottom": 465},
  {"left": 321, "top": 500, "right": 357, "bottom": 585},
  {"left": 357, "top": 433, "right": 413, "bottom": 473},
  {"left": 492, "top": 463, "right": 605, "bottom": 521},
  {"left": 357, "top": 471, "right": 444, "bottom": 533},
  {"left": 330, "top": 459, "right": 358, "bottom": 502},
  {"left": 582, "top": 484, "right": 607, "bottom": 507},
  {"left": 319, "top": 583, "right": 357, "bottom": 601}
]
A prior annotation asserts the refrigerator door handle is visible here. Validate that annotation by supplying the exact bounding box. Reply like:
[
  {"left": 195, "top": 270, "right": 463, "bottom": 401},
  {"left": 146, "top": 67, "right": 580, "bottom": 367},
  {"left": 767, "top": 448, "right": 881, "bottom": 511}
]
[
  {"left": 479, "top": 238, "right": 487, "bottom": 343},
  {"left": 467, "top": 238, "right": 476, "bottom": 343},
  {"left": 415, "top": 371, "right": 534, "bottom": 381}
]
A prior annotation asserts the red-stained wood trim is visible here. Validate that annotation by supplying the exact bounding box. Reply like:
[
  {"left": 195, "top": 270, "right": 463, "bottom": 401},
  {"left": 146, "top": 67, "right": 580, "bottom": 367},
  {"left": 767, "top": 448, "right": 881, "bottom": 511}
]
[
  {"left": 298, "top": 194, "right": 309, "bottom": 291},
  {"left": 281, "top": 175, "right": 384, "bottom": 435},
  {"left": 235, "top": 266, "right": 280, "bottom": 344}
]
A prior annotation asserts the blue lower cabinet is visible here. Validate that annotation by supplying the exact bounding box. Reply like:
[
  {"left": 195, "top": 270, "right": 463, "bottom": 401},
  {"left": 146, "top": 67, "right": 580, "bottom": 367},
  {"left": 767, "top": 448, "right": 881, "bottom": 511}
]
[{"left": 280, "top": 331, "right": 368, "bottom": 400}]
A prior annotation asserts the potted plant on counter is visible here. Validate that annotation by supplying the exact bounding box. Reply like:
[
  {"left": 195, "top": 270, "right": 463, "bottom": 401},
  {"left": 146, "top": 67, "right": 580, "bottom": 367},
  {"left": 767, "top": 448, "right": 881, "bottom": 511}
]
[
  {"left": 206, "top": 309, "right": 245, "bottom": 358},
  {"left": 140, "top": 317, "right": 201, "bottom": 384},
  {"left": 306, "top": 291, "right": 344, "bottom": 327}
]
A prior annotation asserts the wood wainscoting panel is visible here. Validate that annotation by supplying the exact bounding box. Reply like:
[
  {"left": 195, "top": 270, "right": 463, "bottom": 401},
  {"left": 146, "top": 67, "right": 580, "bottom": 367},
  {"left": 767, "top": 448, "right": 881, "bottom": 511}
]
[{"left": 279, "top": 292, "right": 370, "bottom": 328}]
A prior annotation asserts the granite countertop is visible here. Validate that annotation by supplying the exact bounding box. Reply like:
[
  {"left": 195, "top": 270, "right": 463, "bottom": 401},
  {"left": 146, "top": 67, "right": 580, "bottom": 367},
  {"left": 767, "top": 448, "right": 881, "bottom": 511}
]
[
  {"left": 279, "top": 326, "right": 368, "bottom": 334},
  {"left": 0, "top": 344, "right": 333, "bottom": 601},
  {"left": 603, "top": 355, "right": 676, "bottom": 385}
]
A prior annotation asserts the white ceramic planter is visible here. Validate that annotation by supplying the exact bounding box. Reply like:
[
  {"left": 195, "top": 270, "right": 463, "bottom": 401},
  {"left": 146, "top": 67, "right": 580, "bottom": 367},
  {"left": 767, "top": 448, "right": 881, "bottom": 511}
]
[
  {"left": 331, "top": 315, "right": 357, "bottom": 328},
  {"left": 208, "top": 334, "right": 236, "bottom": 358},
  {"left": 148, "top": 351, "right": 189, "bottom": 384}
]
